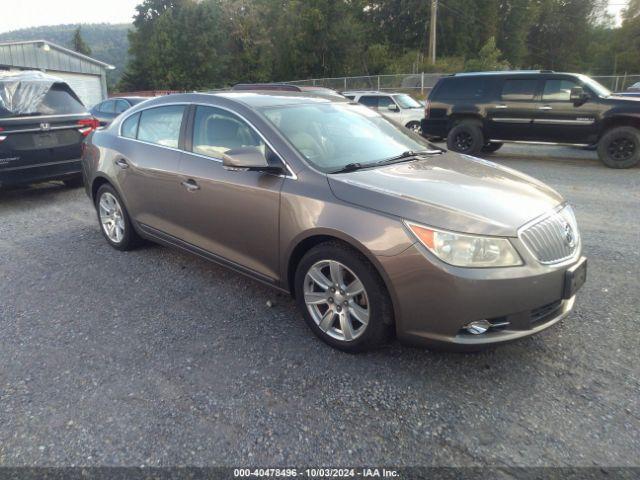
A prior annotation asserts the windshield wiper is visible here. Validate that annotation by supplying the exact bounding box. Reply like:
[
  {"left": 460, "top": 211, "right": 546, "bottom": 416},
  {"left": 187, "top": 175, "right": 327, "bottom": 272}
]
[
  {"left": 375, "top": 149, "right": 437, "bottom": 166},
  {"left": 330, "top": 150, "right": 441, "bottom": 174},
  {"left": 330, "top": 162, "right": 371, "bottom": 173}
]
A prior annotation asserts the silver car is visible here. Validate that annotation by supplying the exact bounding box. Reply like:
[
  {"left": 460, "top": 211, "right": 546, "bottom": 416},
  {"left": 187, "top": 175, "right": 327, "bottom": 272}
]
[{"left": 82, "top": 91, "right": 587, "bottom": 352}]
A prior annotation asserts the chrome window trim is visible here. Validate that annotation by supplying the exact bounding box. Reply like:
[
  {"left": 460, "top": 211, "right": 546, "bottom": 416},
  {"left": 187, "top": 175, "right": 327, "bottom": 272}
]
[
  {"left": 517, "top": 203, "right": 581, "bottom": 266},
  {"left": 117, "top": 101, "right": 297, "bottom": 180}
]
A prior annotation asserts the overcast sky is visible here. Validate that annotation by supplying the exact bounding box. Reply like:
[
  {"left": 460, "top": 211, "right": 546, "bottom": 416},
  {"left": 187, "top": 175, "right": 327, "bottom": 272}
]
[
  {"left": 0, "top": 0, "right": 630, "bottom": 34},
  {"left": 0, "top": 0, "right": 139, "bottom": 33}
]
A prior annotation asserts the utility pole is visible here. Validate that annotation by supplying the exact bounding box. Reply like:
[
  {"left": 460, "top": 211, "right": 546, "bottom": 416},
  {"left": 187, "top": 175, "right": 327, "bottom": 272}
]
[{"left": 428, "top": 0, "right": 438, "bottom": 64}]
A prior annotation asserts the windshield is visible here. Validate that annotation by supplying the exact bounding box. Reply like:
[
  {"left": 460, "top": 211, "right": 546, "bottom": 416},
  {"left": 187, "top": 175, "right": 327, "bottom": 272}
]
[
  {"left": 261, "top": 103, "right": 436, "bottom": 172},
  {"left": 578, "top": 75, "right": 611, "bottom": 98},
  {"left": 393, "top": 94, "right": 422, "bottom": 109}
]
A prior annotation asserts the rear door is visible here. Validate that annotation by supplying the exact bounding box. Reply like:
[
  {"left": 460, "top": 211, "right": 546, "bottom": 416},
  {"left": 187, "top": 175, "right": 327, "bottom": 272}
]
[
  {"left": 115, "top": 105, "right": 188, "bottom": 238},
  {"left": 532, "top": 77, "right": 600, "bottom": 144},
  {"left": 0, "top": 84, "right": 91, "bottom": 174},
  {"left": 486, "top": 77, "right": 543, "bottom": 141}
]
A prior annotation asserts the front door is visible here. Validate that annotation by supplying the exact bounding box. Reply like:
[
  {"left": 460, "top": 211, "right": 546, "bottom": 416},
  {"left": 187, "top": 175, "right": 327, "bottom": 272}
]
[
  {"left": 176, "top": 105, "right": 284, "bottom": 281},
  {"left": 532, "top": 78, "right": 600, "bottom": 144},
  {"left": 486, "top": 78, "right": 542, "bottom": 141}
]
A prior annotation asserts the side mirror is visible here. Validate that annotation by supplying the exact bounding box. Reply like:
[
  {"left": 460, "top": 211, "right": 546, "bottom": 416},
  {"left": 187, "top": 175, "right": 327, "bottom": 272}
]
[
  {"left": 387, "top": 103, "right": 399, "bottom": 112},
  {"left": 222, "top": 146, "right": 281, "bottom": 173},
  {"left": 570, "top": 86, "right": 587, "bottom": 104}
]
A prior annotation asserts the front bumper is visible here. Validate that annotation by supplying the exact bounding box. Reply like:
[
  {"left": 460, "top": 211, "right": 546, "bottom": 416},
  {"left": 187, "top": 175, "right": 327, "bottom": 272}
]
[{"left": 377, "top": 242, "right": 585, "bottom": 350}]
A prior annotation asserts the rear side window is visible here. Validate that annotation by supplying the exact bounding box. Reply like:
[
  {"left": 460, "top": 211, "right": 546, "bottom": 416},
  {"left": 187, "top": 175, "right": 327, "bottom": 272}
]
[
  {"left": 37, "top": 85, "right": 87, "bottom": 115},
  {"left": 542, "top": 79, "right": 579, "bottom": 101},
  {"left": 137, "top": 106, "right": 185, "bottom": 148},
  {"left": 121, "top": 112, "right": 140, "bottom": 138},
  {"left": 501, "top": 80, "right": 538, "bottom": 101},
  {"left": 358, "top": 96, "right": 380, "bottom": 108},
  {"left": 433, "top": 77, "right": 487, "bottom": 100},
  {"left": 98, "top": 100, "right": 115, "bottom": 113},
  {"left": 115, "top": 99, "right": 130, "bottom": 113}
]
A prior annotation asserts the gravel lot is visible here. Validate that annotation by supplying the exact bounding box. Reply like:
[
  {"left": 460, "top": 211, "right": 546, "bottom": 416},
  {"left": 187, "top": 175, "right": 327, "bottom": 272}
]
[{"left": 0, "top": 145, "right": 638, "bottom": 467}]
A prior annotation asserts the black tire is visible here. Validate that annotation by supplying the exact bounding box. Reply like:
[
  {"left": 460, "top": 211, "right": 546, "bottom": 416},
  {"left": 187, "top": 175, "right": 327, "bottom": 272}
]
[
  {"left": 294, "top": 241, "right": 394, "bottom": 353},
  {"left": 481, "top": 142, "right": 503, "bottom": 153},
  {"left": 597, "top": 126, "right": 640, "bottom": 168},
  {"left": 405, "top": 121, "right": 422, "bottom": 135},
  {"left": 63, "top": 175, "right": 83, "bottom": 188},
  {"left": 446, "top": 121, "right": 485, "bottom": 155},
  {"left": 94, "top": 183, "right": 141, "bottom": 251}
]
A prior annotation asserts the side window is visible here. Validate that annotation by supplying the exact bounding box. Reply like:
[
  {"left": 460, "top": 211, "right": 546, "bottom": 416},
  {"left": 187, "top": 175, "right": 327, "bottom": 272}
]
[
  {"left": 121, "top": 112, "right": 140, "bottom": 139},
  {"left": 115, "top": 99, "right": 130, "bottom": 114},
  {"left": 192, "top": 106, "right": 264, "bottom": 159},
  {"left": 137, "top": 105, "right": 185, "bottom": 148},
  {"left": 543, "top": 79, "right": 579, "bottom": 101},
  {"left": 378, "top": 96, "right": 396, "bottom": 109},
  {"left": 99, "top": 100, "right": 116, "bottom": 113},
  {"left": 434, "top": 77, "right": 487, "bottom": 100},
  {"left": 358, "top": 96, "right": 379, "bottom": 108},
  {"left": 501, "top": 80, "right": 538, "bottom": 101}
]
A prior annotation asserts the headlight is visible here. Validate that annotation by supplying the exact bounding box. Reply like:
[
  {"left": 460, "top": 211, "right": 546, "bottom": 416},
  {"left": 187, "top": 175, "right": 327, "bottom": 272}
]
[{"left": 405, "top": 221, "right": 523, "bottom": 268}]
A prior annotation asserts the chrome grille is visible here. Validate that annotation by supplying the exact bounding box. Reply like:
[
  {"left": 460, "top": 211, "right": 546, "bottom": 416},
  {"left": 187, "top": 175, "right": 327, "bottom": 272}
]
[{"left": 520, "top": 206, "right": 580, "bottom": 264}]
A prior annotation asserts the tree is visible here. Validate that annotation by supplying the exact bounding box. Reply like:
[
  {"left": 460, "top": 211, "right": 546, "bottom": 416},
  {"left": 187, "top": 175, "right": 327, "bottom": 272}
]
[
  {"left": 465, "top": 37, "right": 510, "bottom": 72},
  {"left": 71, "top": 26, "right": 91, "bottom": 56}
]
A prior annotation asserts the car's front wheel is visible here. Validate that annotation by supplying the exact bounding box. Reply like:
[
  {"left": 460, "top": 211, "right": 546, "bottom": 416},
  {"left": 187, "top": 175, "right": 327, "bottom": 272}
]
[
  {"left": 447, "top": 120, "right": 485, "bottom": 155},
  {"left": 95, "top": 184, "right": 141, "bottom": 251},
  {"left": 294, "top": 242, "right": 393, "bottom": 352},
  {"left": 597, "top": 126, "right": 640, "bottom": 168}
]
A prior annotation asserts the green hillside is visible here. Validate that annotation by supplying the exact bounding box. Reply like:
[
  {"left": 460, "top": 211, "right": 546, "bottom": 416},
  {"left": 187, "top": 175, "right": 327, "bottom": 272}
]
[{"left": 0, "top": 23, "right": 131, "bottom": 88}]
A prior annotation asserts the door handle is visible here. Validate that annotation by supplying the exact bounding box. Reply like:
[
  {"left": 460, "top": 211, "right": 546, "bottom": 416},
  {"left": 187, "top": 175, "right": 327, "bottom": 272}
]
[
  {"left": 115, "top": 158, "right": 129, "bottom": 169},
  {"left": 181, "top": 179, "right": 200, "bottom": 192},
  {"left": 538, "top": 106, "right": 553, "bottom": 110},
  {"left": 495, "top": 105, "right": 508, "bottom": 109}
]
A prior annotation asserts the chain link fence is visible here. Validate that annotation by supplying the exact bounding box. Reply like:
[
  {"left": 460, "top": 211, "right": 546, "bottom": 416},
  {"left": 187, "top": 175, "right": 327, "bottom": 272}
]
[{"left": 288, "top": 73, "right": 640, "bottom": 97}]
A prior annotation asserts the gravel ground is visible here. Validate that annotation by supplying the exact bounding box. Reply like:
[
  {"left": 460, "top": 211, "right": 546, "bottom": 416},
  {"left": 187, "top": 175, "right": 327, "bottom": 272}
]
[{"left": 0, "top": 145, "right": 638, "bottom": 467}]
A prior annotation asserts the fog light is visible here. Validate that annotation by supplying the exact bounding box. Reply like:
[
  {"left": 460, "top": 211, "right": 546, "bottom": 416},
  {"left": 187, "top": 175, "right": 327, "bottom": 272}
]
[{"left": 463, "top": 320, "right": 491, "bottom": 335}]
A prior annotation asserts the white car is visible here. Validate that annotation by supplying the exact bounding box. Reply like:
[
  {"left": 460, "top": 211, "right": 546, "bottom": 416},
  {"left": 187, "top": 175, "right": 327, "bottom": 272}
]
[{"left": 342, "top": 91, "right": 425, "bottom": 134}]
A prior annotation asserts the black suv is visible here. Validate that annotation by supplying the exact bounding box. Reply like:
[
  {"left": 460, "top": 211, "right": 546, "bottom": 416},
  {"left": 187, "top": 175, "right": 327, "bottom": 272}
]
[
  {"left": 422, "top": 71, "right": 640, "bottom": 168},
  {"left": 0, "top": 72, "right": 99, "bottom": 188}
]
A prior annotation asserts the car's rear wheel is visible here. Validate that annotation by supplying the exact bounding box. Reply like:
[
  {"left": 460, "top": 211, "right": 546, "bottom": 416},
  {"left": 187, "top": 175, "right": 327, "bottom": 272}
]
[
  {"left": 95, "top": 184, "right": 141, "bottom": 251},
  {"left": 481, "top": 142, "right": 503, "bottom": 153},
  {"left": 447, "top": 121, "right": 484, "bottom": 155},
  {"left": 406, "top": 121, "right": 422, "bottom": 135},
  {"left": 294, "top": 242, "right": 393, "bottom": 352},
  {"left": 597, "top": 126, "right": 640, "bottom": 168}
]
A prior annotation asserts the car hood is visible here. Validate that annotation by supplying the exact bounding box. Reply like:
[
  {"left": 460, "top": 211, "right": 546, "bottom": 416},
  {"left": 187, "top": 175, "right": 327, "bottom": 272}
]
[{"left": 327, "top": 151, "right": 564, "bottom": 237}]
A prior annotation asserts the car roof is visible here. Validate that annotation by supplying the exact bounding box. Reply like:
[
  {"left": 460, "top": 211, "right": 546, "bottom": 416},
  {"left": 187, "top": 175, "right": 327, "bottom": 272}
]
[
  {"left": 445, "top": 70, "right": 557, "bottom": 78},
  {"left": 142, "top": 91, "right": 350, "bottom": 110},
  {"left": 342, "top": 91, "right": 403, "bottom": 95}
]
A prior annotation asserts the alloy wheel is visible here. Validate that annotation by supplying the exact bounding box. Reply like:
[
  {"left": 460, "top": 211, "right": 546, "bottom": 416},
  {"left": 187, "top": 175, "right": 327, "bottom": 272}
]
[
  {"left": 607, "top": 137, "right": 635, "bottom": 161},
  {"left": 454, "top": 131, "right": 473, "bottom": 151},
  {"left": 303, "top": 260, "right": 370, "bottom": 342},
  {"left": 99, "top": 192, "right": 125, "bottom": 243}
]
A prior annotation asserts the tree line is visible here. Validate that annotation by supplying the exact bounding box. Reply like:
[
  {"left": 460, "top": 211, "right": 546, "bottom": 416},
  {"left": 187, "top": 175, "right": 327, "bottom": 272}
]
[{"left": 118, "top": 0, "right": 640, "bottom": 92}]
